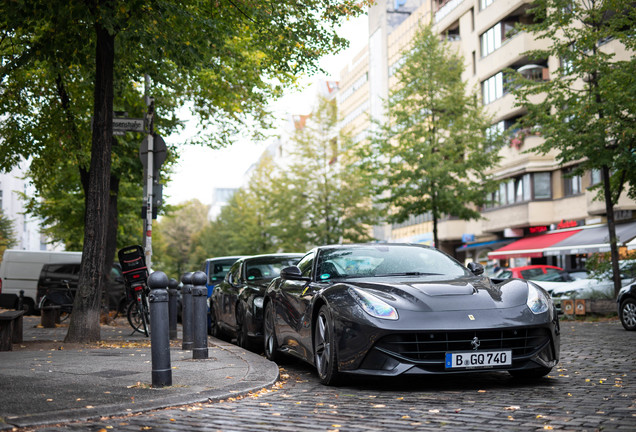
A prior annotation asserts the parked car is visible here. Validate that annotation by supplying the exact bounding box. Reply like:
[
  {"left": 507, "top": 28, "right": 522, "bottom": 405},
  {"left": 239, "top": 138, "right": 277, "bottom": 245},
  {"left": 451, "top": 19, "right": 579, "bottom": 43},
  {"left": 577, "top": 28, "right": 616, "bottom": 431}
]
[
  {"left": 36, "top": 262, "right": 126, "bottom": 312},
  {"left": 534, "top": 260, "right": 636, "bottom": 312},
  {"left": 496, "top": 265, "right": 566, "bottom": 281},
  {"left": 263, "top": 244, "right": 560, "bottom": 385},
  {"left": 0, "top": 249, "right": 82, "bottom": 314},
  {"left": 209, "top": 253, "right": 303, "bottom": 351},
  {"left": 202, "top": 256, "right": 244, "bottom": 333},
  {"left": 201, "top": 256, "right": 244, "bottom": 298},
  {"left": 617, "top": 283, "right": 636, "bottom": 331}
]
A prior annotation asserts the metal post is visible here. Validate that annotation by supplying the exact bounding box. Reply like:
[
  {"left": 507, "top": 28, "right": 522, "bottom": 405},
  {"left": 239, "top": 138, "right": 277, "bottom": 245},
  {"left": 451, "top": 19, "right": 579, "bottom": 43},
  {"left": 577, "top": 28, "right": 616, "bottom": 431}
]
[
  {"left": 144, "top": 74, "right": 154, "bottom": 270},
  {"left": 168, "top": 278, "right": 178, "bottom": 340},
  {"left": 181, "top": 272, "right": 194, "bottom": 350},
  {"left": 148, "top": 271, "right": 171, "bottom": 388},
  {"left": 192, "top": 271, "right": 209, "bottom": 359},
  {"left": 17, "top": 290, "right": 24, "bottom": 311}
]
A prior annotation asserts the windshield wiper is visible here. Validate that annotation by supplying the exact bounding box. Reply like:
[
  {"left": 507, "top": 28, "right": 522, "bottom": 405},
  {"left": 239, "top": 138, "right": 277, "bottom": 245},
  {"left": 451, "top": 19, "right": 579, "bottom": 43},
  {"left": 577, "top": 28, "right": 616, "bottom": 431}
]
[{"left": 375, "top": 272, "right": 441, "bottom": 277}]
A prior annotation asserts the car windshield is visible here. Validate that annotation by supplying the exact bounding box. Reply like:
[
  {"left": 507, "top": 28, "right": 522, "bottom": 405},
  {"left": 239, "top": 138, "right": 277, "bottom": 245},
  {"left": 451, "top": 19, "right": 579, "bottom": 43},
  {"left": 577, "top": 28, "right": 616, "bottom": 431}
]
[
  {"left": 315, "top": 245, "right": 470, "bottom": 281},
  {"left": 245, "top": 256, "right": 301, "bottom": 281}
]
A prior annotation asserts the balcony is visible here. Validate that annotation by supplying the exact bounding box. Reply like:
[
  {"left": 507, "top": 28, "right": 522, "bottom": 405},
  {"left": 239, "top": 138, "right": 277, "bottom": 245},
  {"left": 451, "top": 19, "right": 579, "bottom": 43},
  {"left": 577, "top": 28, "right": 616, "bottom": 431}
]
[
  {"left": 479, "top": 31, "right": 549, "bottom": 79},
  {"left": 434, "top": 0, "right": 466, "bottom": 25}
]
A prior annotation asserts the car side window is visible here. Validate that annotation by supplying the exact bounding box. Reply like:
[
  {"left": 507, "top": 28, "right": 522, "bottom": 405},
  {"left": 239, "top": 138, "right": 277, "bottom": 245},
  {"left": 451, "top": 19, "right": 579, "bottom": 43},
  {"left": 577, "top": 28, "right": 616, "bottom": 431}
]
[
  {"left": 226, "top": 261, "right": 242, "bottom": 285},
  {"left": 521, "top": 268, "right": 544, "bottom": 279},
  {"left": 297, "top": 252, "right": 315, "bottom": 279},
  {"left": 498, "top": 270, "right": 512, "bottom": 279}
]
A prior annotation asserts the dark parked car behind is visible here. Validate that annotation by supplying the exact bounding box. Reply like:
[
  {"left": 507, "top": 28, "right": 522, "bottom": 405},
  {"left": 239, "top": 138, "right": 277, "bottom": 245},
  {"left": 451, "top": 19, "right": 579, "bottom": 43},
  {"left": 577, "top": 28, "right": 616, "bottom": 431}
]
[
  {"left": 210, "top": 253, "right": 303, "bottom": 351},
  {"left": 36, "top": 262, "right": 126, "bottom": 312},
  {"left": 617, "top": 283, "right": 636, "bottom": 331}
]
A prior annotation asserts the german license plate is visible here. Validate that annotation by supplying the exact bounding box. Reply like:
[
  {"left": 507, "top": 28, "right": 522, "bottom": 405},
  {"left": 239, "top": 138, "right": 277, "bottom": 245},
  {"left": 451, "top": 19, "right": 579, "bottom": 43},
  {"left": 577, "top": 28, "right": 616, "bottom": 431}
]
[{"left": 445, "top": 350, "right": 512, "bottom": 369}]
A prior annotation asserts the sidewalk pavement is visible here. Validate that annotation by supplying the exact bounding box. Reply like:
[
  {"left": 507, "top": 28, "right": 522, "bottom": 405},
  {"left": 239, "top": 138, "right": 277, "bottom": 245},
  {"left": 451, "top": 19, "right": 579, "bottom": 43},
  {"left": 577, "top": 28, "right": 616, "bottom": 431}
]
[{"left": 0, "top": 315, "right": 279, "bottom": 430}]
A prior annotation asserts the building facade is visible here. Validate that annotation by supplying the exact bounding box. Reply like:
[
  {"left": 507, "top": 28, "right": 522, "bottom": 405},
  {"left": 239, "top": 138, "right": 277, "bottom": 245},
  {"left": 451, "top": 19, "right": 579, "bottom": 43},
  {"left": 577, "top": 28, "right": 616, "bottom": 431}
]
[
  {"left": 0, "top": 163, "right": 49, "bottom": 251},
  {"left": 336, "top": 0, "right": 636, "bottom": 272}
]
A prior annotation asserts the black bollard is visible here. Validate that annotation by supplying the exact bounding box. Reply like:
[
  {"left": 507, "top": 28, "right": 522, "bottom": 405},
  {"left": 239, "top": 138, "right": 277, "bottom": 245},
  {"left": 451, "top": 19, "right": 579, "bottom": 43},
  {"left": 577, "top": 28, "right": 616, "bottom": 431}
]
[
  {"left": 168, "top": 278, "right": 178, "bottom": 340},
  {"left": 181, "top": 272, "right": 194, "bottom": 350},
  {"left": 148, "top": 271, "right": 172, "bottom": 388},
  {"left": 191, "top": 271, "right": 209, "bottom": 359}
]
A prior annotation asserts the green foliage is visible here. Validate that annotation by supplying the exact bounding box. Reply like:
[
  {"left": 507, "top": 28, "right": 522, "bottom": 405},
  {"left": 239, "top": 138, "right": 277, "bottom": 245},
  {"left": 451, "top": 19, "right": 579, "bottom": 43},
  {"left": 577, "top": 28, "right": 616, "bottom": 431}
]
[
  {"left": 274, "top": 96, "right": 378, "bottom": 249},
  {"left": 0, "top": 210, "right": 17, "bottom": 258},
  {"left": 510, "top": 0, "right": 636, "bottom": 203},
  {"left": 152, "top": 199, "right": 210, "bottom": 278},
  {"left": 186, "top": 96, "right": 379, "bottom": 260},
  {"left": 358, "top": 23, "right": 503, "bottom": 247}
]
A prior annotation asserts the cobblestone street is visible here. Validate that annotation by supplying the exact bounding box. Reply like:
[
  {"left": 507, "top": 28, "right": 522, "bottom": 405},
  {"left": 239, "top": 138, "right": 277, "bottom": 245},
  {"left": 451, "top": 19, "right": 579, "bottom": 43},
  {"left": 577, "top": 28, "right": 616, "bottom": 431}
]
[{"left": 30, "top": 320, "right": 635, "bottom": 431}]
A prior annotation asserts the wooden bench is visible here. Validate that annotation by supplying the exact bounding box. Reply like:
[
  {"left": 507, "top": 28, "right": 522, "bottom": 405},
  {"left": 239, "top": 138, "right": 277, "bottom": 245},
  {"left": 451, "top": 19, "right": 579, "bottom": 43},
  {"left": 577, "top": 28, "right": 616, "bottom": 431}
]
[{"left": 0, "top": 310, "right": 25, "bottom": 351}]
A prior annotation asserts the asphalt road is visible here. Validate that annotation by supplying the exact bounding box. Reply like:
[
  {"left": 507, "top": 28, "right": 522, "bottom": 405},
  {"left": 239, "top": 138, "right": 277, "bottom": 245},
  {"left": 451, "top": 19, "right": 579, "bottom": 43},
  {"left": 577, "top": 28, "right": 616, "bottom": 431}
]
[{"left": 22, "top": 320, "right": 636, "bottom": 431}]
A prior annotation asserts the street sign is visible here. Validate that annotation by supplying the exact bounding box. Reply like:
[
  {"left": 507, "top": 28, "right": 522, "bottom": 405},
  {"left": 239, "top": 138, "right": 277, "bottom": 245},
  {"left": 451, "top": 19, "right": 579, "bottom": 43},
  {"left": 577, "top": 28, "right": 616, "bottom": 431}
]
[
  {"left": 113, "top": 117, "right": 145, "bottom": 133},
  {"left": 139, "top": 134, "right": 168, "bottom": 170}
]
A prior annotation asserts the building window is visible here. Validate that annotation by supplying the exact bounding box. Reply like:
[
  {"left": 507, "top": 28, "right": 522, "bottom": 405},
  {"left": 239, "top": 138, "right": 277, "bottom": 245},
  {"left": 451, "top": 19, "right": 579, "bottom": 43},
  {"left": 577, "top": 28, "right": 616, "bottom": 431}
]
[
  {"left": 480, "top": 20, "right": 518, "bottom": 58},
  {"left": 480, "top": 0, "right": 495, "bottom": 11},
  {"left": 590, "top": 169, "right": 602, "bottom": 186},
  {"left": 482, "top": 72, "right": 504, "bottom": 104},
  {"left": 563, "top": 167, "right": 581, "bottom": 196},
  {"left": 485, "top": 172, "right": 551, "bottom": 209}
]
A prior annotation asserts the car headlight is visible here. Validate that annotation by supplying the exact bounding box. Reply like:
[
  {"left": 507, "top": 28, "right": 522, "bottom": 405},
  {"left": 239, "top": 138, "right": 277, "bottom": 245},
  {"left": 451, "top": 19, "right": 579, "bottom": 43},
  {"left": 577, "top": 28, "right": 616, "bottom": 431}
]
[
  {"left": 527, "top": 284, "right": 550, "bottom": 314},
  {"left": 253, "top": 296, "right": 264, "bottom": 309},
  {"left": 349, "top": 287, "right": 398, "bottom": 320}
]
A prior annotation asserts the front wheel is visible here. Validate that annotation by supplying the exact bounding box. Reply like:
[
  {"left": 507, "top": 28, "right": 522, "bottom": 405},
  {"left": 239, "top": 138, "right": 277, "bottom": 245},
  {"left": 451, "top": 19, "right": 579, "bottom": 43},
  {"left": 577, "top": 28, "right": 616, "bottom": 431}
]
[
  {"left": 314, "top": 305, "right": 340, "bottom": 386},
  {"left": 236, "top": 305, "right": 258, "bottom": 352},
  {"left": 619, "top": 298, "right": 636, "bottom": 331},
  {"left": 263, "top": 301, "right": 280, "bottom": 362}
]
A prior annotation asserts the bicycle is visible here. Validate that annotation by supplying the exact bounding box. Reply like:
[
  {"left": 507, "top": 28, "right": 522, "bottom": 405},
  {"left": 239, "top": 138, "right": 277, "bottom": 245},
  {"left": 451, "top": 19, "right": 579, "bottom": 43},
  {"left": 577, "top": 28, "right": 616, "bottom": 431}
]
[
  {"left": 118, "top": 245, "right": 150, "bottom": 337},
  {"left": 126, "top": 281, "right": 151, "bottom": 337},
  {"left": 37, "top": 279, "right": 74, "bottom": 322}
]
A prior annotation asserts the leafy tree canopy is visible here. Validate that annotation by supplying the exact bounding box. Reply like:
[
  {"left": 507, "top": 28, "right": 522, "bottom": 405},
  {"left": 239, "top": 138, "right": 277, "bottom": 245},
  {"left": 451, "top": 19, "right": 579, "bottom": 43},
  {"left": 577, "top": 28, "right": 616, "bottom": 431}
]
[
  {"left": 358, "top": 23, "right": 503, "bottom": 248},
  {"left": 511, "top": 0, "right": 636, "bottom": 202}
]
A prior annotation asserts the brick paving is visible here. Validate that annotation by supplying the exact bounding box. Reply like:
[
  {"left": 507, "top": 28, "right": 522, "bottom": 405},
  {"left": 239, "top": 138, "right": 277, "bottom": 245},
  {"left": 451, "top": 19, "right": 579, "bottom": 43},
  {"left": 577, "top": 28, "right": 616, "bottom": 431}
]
[{"left": 25, "top": 320, "right": 636, "bottom": 431}]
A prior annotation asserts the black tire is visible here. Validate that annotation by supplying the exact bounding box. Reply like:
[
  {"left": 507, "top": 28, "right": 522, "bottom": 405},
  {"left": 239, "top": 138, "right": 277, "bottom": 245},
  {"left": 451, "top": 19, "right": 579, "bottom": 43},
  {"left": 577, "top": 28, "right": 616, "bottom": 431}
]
[
  {"left": 17, "top": 297, "right": 35, "bottom": 316},
  {"left": 509, "top": 367, "right": 552, "bottom": 380},
  {"left": 127, "top": 299, "right": 149, "bottom": 337},
  {"left": 619, "top": 298, "right": 636, "bottom": 331},
  {"left": 209, "top": 304, "right": 230, "bottom": 341},
  {"left": 236, "top": 304, "right": 258, "bottom": 352},
  {"left": 314, "top": 305, "right": 340, "bottom": 386},
  {"left": 263, "top": 301, "right": 280, "bottom": 362}
]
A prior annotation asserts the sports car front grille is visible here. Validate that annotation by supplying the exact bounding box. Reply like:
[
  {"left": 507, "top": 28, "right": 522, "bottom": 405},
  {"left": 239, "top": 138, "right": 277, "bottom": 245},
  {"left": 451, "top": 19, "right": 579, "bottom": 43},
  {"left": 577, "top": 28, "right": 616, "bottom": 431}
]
[{"left": 375, "top": 327, "right": 550, "bottom": 364}]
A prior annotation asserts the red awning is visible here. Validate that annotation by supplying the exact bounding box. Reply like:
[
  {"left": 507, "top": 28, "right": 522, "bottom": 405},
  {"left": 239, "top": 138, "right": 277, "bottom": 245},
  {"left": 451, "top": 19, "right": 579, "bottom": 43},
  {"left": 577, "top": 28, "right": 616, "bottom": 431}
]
[{"left": 488, "top": 229, "right": 582, "bottom": 260}]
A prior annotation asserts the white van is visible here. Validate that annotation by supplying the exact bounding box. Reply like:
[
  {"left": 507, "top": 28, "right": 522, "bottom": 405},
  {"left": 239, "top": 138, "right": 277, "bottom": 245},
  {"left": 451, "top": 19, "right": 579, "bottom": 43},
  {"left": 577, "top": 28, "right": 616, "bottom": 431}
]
[{"left": 0, "top": 249, "right": 82, "bottom": 314}]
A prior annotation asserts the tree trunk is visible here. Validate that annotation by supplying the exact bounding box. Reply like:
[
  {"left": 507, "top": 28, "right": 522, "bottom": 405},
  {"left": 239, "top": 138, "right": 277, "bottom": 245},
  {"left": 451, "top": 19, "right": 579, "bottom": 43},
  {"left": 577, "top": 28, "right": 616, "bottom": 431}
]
[
  {"left": 102, "top": 173, "right": 119, "bottom": 312},
  {"left": 65, "top": 22, "right": 114, "bottom": 343},
  {"left": 601, "top": 165, "right": 622, "bottom": 297}
]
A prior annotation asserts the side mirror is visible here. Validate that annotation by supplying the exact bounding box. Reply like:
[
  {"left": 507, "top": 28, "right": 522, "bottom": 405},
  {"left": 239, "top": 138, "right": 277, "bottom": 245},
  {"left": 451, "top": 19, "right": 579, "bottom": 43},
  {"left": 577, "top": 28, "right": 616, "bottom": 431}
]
[
  {"left": 467, "top": 262, "right": 484, "bottom": 276},
  {"left": 280, "top": 266, "right": 309, "bottom": 281}
]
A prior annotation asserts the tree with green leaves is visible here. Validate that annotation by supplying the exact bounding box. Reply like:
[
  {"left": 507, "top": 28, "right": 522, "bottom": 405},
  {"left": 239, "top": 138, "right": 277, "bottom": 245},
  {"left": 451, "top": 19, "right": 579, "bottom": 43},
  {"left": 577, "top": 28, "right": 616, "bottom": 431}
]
[
  {"left": 358, "top": 24, "right": 503, "bottom": 250},
  {"left": 510, "top": 0, "right": 636, "bottom": 296},
  {"left": 0, "top": 210, "right": 16, "bottom": 258},
  {"left": 267, "top": 95, "right": 378, "bottom": 250},
  {"left": 0, "top": 0, "right": 370, "bottom": 342},
  {"left": 152, "top": 199, "right": 209, "bottom": 278}
]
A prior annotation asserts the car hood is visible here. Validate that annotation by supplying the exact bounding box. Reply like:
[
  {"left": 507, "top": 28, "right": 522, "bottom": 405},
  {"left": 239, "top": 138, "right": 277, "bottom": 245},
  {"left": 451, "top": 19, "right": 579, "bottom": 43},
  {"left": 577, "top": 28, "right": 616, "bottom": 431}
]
[{"left": 341, "top": 276, "right": 529, "bottom": 312}]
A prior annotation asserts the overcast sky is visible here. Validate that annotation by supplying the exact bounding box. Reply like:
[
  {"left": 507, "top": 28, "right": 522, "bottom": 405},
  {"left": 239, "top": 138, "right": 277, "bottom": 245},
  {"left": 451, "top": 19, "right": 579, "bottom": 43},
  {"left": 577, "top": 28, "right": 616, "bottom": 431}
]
[{"left": 162, "top": 14, "right": 369, "bottom": 207}]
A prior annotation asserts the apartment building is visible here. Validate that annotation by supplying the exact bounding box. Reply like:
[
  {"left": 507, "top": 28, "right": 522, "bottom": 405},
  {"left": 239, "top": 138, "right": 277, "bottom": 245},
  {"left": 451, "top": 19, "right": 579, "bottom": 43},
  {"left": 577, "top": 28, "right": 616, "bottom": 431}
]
[
  {"left": 337, "top": 0, "right": 636, "bottom": 270},
  {"left": 0, "top": 164, "right": 49, "bottom": 251}
]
